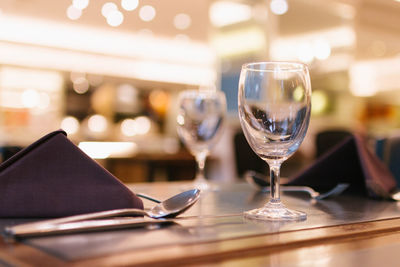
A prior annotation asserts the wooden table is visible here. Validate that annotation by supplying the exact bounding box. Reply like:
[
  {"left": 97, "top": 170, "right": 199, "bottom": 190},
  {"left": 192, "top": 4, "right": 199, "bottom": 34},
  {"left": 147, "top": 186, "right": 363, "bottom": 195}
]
[{"left": 2, "top": 181, "right": 400, "bottom": 266}]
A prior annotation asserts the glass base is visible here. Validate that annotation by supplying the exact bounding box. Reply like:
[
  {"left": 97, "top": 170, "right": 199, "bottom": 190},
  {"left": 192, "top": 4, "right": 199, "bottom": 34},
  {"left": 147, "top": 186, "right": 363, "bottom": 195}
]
[
  {"left": 180, "top": 179, "right": 219, "bottom": 193},
  {"left": 191, "top": 174, "right": 219, "bottom": 192},
  {"left": 244, "top": 200, "right": 306, "bottom": 221},
  {"left": 193, "top": 180, "right": 219, "bottom": 192}
]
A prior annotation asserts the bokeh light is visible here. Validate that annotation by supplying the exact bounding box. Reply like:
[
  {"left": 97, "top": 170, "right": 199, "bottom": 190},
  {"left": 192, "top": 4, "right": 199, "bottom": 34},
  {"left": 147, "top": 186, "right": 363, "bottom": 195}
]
[
  {"left": 121, "top": 119, "right": 137, "bottom": 136},
  {"left": 149, "top": 89, "right": 169, "bottom": 115},
  {"left": 88, "top": 114, "right": 108, "bottom": 133},
  {"left": 270, "top": 0, "right": 288, "bottom": 15},
  {"left": 22, "top": 89, "right": 39, "bottom": 108},
  {"left": 293, "top": 85, "right": 305, "bottom": 101},
  {"left": 72, "top": 0, "right": 89, "bottom": 10},
  {"left": 66, "top": 5, "right": 82, "bottom": 20},
  {"left": 139, "top": 5, "right": 156, "bottom": 22},
  {"left": 120, "top": 116, "right": 152, "bottom": 136},
  {"left": 107, "top": 10, "right": 124, "bottom": 27},
  {"left": 173, "top": 13, "right": 191, "bottom": 30},
  {"left": 314, "top": 39, "right": 331, "bottom": 60},
  {"left": 135, "top": 116, "right": 151, "bottom": 134},
  {"left": 311, "top": 90, "right": 329, "bottom": 115},
  {"left": 61, "top": 116, "right": 80, "bottom": 135},
  {"left": 73, "top": 77, "right": 90, "bottom": 94},
  {"left": 176, "top": 114, "right": 185, "bottom": 126},
  {"left": 121, "top": 0, "right": 139, "bottom": 11},
  {"left": 297, "top": 42, "right": 314, "bottom": 63},
  {"left": 102, "top": 2, "right": 118, "bottom": 17}
]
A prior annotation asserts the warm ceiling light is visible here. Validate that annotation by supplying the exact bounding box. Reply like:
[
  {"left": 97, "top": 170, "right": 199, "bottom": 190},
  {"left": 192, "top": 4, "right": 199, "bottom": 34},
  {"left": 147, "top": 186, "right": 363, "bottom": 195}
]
[
  {"left": 350, "top": 58, "right": 400, "bottom": 97},
  {"left": 139, "top": 5, "right": 156, "bottom": 22},
  {"left": 107, "top": 10, "right": 124, "bottom": 27},
  {"left": 270, "top": 26, "right": 354, "bottom": 62},
  {"left": 211, "top": 27, "right": 266, "bottom": 56},
  {"left": 102, "top": 2, "right": 117, "bottom": 17},
  {"left": 78, "top": 142, "right": 137, "bottom": 159},
  {"left": 314, "top": 39, "right": 331, "bottom": 60},
  {"left": 173, "top": 13, "right": 191, "bottom": 30},
  {"left": 22, "top": 89, "right": 40, "bottom": 108},
  {"left": 209, "top": 1, "right": 252, "bottom": 27},
  {"left": 296, "top": 42, "right": 314, "bottom": 63},
  {"left": 66, "top": 5, "right": 82, "bottom": 20},
  {"left": 270, "top": 0, "right": 288, "bottom": 15},
  {"left": 0, "top": 14, "right": 216, "bottom": 86},
  {"left": 121, "top": 0, "right": 139, "bottom": 11},
  {"left": 72, "top": 0, "right": 89, "bottom": 10},
  {"left": 0, "top": 67, "right": 63, "bottom": 93}
]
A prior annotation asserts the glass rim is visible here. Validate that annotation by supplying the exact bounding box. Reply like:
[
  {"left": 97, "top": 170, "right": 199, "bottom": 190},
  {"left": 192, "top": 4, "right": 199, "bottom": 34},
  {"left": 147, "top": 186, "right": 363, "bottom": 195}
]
[{"left": 242, "top": 61, "right": 308, "bottom": 72}]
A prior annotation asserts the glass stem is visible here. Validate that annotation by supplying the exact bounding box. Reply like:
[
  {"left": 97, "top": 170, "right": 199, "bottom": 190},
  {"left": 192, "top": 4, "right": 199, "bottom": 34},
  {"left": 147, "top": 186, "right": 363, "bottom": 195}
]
[
  {"left": 269, "top": 164, "right": 281, "bottom": 203},
  {"left": 195, "top": 152, "right": 207, "bottom": 181}
]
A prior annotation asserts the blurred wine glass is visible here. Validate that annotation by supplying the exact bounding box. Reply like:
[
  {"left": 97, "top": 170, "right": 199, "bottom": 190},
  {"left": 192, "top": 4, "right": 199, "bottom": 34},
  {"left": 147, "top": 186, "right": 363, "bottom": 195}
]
[
  {"left": 176, "top": 89, "right": 226, "bottom": 191},
  {"left": 238, "top": 62, "right": 312, "bottom": 220}
]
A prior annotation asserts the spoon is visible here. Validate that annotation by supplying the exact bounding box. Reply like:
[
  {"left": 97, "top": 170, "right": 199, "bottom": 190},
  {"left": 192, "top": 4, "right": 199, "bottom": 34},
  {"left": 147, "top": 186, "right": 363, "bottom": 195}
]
[
  {"left": 136, "top": 192, "right": 161, "bottom": 203},
  {"left": 5, "top": 189, "right": 200, "bottom": 237},
  {"left": 244, "top": 171, "right": 349, "bottom": 200}
]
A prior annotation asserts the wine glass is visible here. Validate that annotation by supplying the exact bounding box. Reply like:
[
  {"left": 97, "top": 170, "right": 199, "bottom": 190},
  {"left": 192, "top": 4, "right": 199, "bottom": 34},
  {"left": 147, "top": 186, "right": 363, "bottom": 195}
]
[
  {"left": 238, "top": 62, "right": 312, "bottom": 220},
  {"left": 176, "top": 89, "right": 226, "bottom": 191}
]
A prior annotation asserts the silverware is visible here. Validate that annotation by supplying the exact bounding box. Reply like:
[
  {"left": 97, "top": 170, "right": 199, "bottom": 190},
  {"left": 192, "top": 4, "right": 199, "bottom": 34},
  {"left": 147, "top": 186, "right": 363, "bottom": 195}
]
[
  {"left": 136, "top": 192, "right": 161, "bottom": 203},
  {"left": 5, "top": 217, "right": 176, "bottom": 238},
  {"left": 244, "top": 171, "right": 349, "bottom": 200},
  {"left": 5, "top": 189, "right": 200, "bottom": 237}
]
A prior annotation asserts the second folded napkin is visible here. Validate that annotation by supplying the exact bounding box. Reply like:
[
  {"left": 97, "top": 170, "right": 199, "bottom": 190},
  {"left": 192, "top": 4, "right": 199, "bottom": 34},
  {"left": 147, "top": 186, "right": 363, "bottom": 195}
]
[
  {"left": 0, "top": 130, "right": 143, "bottom": 218},
  {"left": 287, "top": 133, "right": 397, "bottom": 199}
]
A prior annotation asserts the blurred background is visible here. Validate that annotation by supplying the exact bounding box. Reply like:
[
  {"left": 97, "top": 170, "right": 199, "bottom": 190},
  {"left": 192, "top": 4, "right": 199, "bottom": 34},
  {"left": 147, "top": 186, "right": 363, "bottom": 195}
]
[{"left": 0, "top": 0, "right": 399, "bottom": 183}]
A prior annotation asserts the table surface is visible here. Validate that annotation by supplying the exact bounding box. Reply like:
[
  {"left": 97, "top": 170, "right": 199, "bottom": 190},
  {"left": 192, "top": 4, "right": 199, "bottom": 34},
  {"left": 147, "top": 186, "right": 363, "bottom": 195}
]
[{"left": 2, "top": 181, "right": 400, "bottom": 266}]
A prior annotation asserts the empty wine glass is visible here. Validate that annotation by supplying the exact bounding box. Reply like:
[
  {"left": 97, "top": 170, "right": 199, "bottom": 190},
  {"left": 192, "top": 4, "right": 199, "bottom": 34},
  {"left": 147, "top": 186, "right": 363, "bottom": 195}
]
[
  {"left": 238, "top": 62, "right": 312, "bottom": 220},
  {"left": 176, "top": 89, "right": 226, "bottom": 191}
]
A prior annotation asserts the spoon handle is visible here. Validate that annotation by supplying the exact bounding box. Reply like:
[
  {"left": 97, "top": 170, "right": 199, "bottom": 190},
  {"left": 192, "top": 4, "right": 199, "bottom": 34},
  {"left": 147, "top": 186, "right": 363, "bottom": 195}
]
[
  {"left": 136, "top": 193, "right": 162, "bottom": 203},
  {"left": 5, "top": 208, "right": 147, "bottom": 235},
  {"left": 5, "top": 217, "right": 169, "bottom": 238}
]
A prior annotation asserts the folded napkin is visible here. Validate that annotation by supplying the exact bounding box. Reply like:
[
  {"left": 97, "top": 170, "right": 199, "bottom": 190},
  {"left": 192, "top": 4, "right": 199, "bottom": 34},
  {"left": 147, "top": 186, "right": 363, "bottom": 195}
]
[
  {"left": 287, "top": 133, "right": 397, "bottom": 199},
  {"left": 0, "top": 130, "right": 143, "bottom": 218}
]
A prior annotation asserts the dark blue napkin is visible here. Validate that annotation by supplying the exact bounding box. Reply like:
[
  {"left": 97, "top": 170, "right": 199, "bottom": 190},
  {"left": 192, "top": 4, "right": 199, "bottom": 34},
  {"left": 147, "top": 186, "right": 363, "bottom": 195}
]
[
  {"left": 287, "top": 133, "right": 397, "bottom": 199},
  {"left": 0, "top": 130, "right": 143, "bottom": 217}
]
